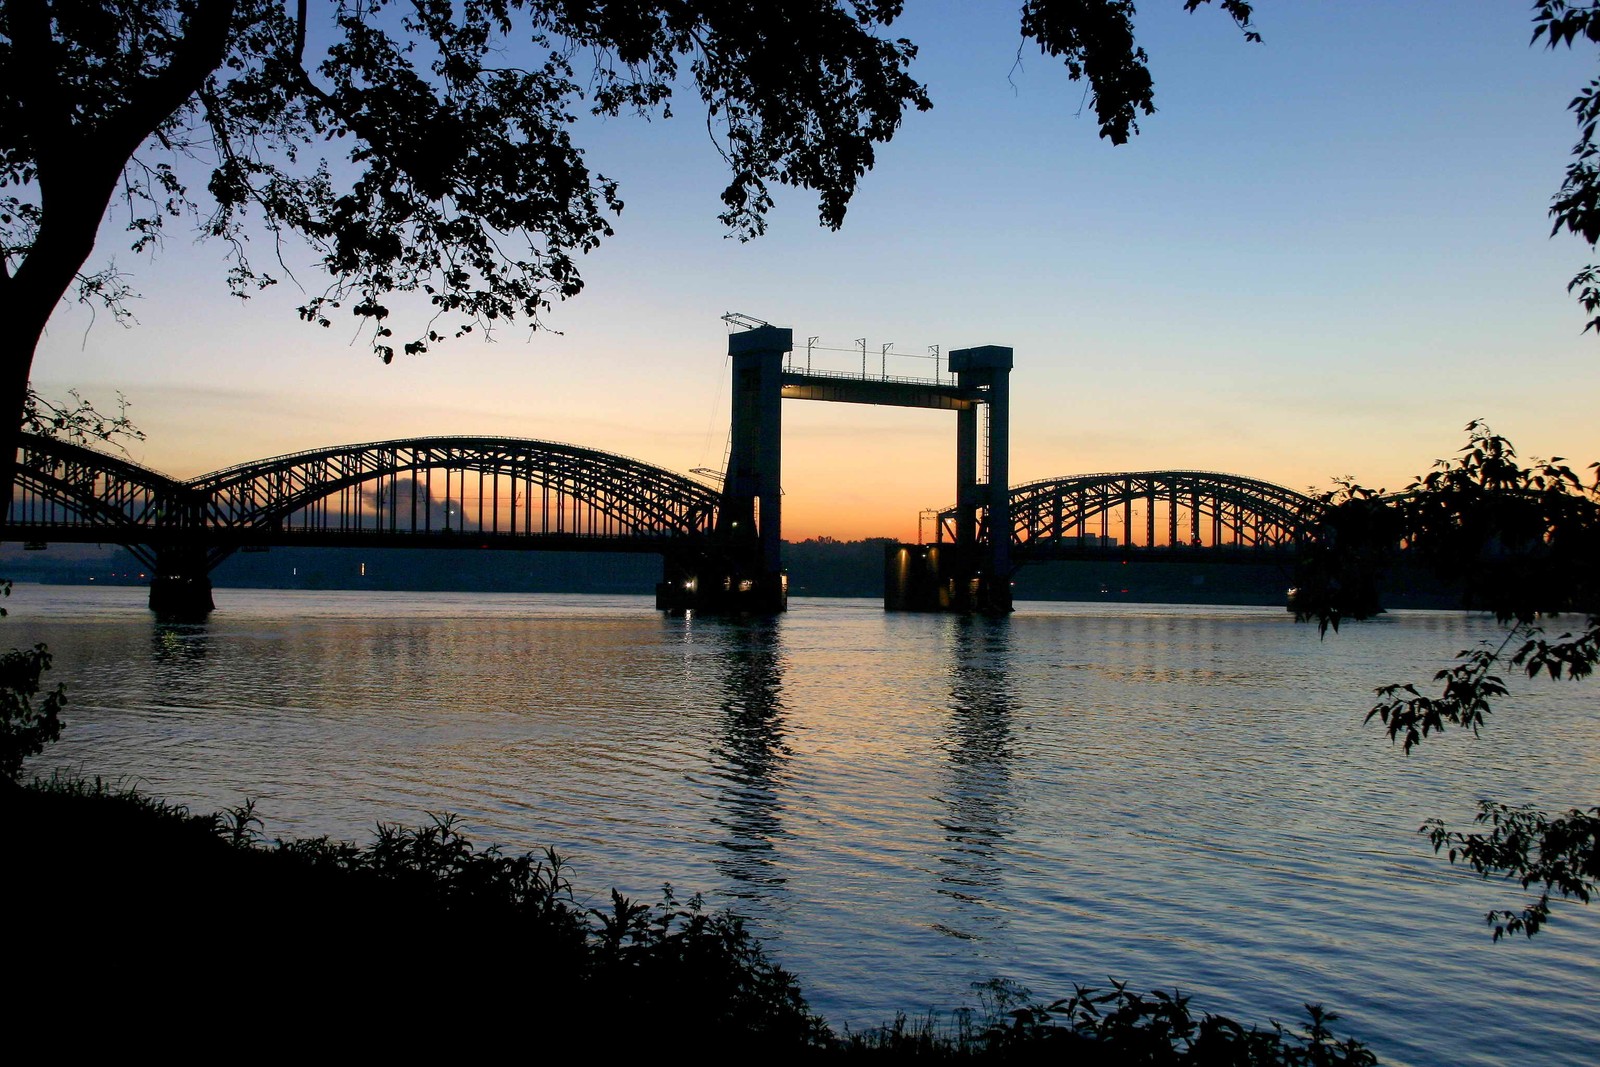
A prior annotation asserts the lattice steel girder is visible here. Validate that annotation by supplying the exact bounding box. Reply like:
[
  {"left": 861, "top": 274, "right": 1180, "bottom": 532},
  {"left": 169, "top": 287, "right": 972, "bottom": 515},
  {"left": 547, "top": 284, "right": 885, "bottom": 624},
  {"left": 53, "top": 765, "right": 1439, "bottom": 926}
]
[
  {"left": 7, "top": 434, "right": 187, "bottom": 531},
  {"left": 191, "top": 436, "right": 721, "bottom": 537},
  {"left": 8, "top": 434, "right": 720, "bottom": 547},
  {"left": 935, "top": 470, "right": 1326, "bottom": 548}
]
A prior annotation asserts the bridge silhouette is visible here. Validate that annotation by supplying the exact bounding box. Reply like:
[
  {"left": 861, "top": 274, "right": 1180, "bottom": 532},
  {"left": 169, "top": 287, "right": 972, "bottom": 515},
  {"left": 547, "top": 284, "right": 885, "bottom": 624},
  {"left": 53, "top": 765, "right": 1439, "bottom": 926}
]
[
  {"left": 4, "top": 328, "right": 1326, "bottom": 616},
  {"left": 941, "top": 470, "right": 1317, "bottom": 560}
]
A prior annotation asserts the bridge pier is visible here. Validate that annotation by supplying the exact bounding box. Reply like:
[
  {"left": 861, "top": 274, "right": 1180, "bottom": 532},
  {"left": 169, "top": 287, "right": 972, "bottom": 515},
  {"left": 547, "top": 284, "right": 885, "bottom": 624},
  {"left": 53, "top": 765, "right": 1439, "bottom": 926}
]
[
  {"left": 947, "top": 344, "right": 1013, "bottom": 615},
  {"left": 656, "top": 549, "right": 788, "bottom": 615},
  {"left": 884, "top": 542, "right": 1012, "bottom": 615},
  {"left": 149, "top": 546, "right": 215, "bottom": 619}
]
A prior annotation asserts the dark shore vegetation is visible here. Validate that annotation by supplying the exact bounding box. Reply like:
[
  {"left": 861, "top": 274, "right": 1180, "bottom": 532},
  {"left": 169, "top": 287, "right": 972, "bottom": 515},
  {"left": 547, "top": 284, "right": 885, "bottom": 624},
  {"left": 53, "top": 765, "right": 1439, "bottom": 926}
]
[{"left": 4, "top": 773, "right": 1376, "bottom": 1063}]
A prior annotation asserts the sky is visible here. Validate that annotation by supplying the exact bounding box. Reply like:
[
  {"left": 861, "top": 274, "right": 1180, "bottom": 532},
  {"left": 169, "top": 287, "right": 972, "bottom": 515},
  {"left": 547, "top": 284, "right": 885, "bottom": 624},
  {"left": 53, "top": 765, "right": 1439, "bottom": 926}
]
[{"left": 30, "top": 1, "right": 1600, "bottom": 542}]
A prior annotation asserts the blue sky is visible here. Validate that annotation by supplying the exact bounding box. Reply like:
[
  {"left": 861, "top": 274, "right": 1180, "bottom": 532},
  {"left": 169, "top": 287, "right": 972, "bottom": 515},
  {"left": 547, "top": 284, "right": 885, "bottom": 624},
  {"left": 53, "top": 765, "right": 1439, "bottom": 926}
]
[{"left": 31, "top": 1, "right": 1600, "bottom": 540}]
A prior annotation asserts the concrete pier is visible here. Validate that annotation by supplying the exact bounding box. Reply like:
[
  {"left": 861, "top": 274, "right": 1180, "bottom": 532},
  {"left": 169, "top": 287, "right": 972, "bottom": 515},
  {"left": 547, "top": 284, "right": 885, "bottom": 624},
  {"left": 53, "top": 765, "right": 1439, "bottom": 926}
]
[
  {"left": 883, "top": 542, "right": 1012, "bottom": 615},
  {"left": 149, "top": 546, "right": 215, "bottom": 618}
]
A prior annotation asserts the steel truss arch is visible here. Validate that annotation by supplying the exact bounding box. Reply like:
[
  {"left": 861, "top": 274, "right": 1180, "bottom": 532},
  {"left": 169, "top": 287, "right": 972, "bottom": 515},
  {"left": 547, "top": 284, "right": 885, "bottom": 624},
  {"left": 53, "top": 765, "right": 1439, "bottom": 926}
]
[
  {"left": 187, "top": 436, "right": 721, "bottom": 540},
  {"left": 7, "top": 434, "right": 721, "bottom": 556},
  {"left": 6, "top": 435, "right": 193, "bottom": 563},
  {"left": 938, "top": 470, "right": 1325, "bottom": 551}
]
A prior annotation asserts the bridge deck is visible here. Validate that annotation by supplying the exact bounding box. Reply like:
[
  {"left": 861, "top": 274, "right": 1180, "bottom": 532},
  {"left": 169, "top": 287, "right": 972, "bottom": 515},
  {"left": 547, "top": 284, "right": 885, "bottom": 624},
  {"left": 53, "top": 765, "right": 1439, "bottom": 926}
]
[
  {"left": 780, "top": 371, "right": 978, "bottom": 410},
  {"left": 1013, "top": 543, "right": 1297, "bottom": 564},
  {"left": 4, "top": 523, "right": 708, "bottom": 555}
]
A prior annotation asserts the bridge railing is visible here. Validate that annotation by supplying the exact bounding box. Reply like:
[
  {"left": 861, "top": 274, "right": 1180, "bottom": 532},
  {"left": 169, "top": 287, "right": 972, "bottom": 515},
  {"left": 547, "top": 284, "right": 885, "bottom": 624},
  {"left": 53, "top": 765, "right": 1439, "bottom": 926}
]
[{"left": 781, "top": 363, "right": 955, "bottom": 389}]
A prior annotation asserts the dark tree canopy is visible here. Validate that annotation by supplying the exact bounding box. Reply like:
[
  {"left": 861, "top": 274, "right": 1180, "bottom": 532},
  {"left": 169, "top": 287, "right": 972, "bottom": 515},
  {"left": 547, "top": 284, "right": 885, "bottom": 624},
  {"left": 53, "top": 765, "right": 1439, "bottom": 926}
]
[
  {"left": 0, "top": 0, "right": 1258, "bottom": 367},
  {"left": 2, "top": 0, "right": 943, "bottom": 367},
  {"left": 1537, "top": 1, "right": 1600, "bottom": 332}
]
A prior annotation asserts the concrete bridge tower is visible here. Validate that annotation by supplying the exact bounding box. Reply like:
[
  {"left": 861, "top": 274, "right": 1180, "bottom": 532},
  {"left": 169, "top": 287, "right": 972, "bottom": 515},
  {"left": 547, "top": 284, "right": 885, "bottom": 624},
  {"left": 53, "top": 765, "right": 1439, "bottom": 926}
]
[
  {"left": 883, "top": 344, "right": 1014, "bottom": 615},
  {"left": 660, "top": 325, "right": 1014, "bottom": 616},
  {"left": 656, "top": 325, "right": 791, "bottom": 613}
]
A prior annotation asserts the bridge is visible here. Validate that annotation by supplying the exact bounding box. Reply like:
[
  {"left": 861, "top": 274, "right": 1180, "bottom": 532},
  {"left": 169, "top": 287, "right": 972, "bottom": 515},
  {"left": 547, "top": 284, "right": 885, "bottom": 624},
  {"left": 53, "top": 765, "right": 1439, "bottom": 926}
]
[
  {"left": 6, "top": 433, "right": 723, "bottom": 613},
  {"left": 4, "top": 326, "right": 1331, "bottom": 617},
  {"left": 936, "top": 470, "right": 1320, "bottom": 559},
  {"left": 880, "top": 471, "right": 1320, "bottom": 611}
]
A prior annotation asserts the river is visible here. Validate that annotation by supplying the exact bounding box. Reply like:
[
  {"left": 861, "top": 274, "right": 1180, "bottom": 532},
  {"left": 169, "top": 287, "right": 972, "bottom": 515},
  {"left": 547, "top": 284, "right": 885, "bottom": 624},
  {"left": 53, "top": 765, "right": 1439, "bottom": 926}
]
[{"left": 12, "top": 586, "right": 1598, "bottom": 1065}]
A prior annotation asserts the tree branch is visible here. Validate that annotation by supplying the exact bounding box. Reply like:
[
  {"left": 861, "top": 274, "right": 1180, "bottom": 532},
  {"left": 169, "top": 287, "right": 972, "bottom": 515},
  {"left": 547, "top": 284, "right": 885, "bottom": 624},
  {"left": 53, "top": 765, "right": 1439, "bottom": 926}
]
[
  {"left": 88, "top": 0, "right": 239, "bottom": 167},
  {"left": 2, "top": 0, "right": 71, "bottom": 170}
]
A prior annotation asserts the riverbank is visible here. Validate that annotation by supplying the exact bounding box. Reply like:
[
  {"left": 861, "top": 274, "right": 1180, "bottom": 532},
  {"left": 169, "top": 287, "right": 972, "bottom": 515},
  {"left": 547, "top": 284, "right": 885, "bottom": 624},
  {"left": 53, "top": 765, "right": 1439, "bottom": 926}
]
[{"left": 4, "top": 775, "right": 1381, "bottom": 1061}]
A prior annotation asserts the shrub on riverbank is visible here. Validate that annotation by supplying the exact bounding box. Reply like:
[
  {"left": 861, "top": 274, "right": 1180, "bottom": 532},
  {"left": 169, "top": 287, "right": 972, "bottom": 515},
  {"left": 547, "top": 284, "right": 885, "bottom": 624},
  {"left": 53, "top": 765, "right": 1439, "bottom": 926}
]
[
  {"left": 3, "top": 774, "right": 822, "bottom": 1054},
  {"left": 841, "top": 986, "right": 1377, "bottom": 1064},
  {"left": 3, "top": 776, "right": 1376, "bottom": 1062}
]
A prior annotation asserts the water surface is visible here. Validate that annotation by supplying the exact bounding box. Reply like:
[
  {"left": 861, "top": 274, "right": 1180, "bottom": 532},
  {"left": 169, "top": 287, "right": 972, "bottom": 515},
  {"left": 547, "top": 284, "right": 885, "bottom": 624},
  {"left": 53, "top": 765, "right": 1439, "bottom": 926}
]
[{"left": 14, "top": 586, "right": 1598, "bottom": 1065}]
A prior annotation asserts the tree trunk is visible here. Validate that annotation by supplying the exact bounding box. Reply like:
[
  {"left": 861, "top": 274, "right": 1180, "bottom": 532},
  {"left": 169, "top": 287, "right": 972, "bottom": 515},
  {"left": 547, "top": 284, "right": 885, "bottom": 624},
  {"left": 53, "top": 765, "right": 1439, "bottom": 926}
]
[
  {"left": 0, "top": 307, "right": 43, "bottom": 533},
  {"left": 0, "top": 0, "right": 240, "bottom": 515},
  {"left": 0, "top": 156, "right": 126, "bottom": 520}
]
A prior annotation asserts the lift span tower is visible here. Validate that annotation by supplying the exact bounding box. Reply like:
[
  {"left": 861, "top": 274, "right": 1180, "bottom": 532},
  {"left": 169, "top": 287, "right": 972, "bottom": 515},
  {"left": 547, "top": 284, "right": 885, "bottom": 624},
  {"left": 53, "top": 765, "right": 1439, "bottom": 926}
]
[{"left": 656, "top": 323, "right": 1015, "bottom": 615}]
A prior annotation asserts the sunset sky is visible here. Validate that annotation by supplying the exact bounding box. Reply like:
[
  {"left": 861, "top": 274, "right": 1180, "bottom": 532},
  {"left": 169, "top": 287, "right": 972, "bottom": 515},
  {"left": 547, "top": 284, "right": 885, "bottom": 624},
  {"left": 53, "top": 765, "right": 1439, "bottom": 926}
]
[{"left": 29, "top": 1, "right": 1600, "bottom": 542}]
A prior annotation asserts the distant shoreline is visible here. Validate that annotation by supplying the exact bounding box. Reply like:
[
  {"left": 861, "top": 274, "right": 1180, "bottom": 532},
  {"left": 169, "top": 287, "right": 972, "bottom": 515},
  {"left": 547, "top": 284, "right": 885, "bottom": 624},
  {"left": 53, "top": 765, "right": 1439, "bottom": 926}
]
[{"left": 1, "top": 538, "right": 1462, "bottom": 608}]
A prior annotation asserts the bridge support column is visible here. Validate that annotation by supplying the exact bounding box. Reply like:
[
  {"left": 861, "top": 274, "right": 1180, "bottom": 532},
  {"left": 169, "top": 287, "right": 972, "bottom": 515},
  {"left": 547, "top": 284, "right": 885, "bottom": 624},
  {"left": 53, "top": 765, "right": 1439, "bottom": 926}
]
[
  {"left": 887, "top": 345, "right": 1013, "bottom": 615},
  {"left": 884, "top": 542, "right": 1012, "bottom": 613},
  {"left": 149, "top": 545, "right": 214, "bottom": 619},
  {"left": 656, "top": 550, "right": 788, "bottom": 615},
  {"left": 953, "top": 345, "right": 1013, "bottom": 613},
  {"left": 659, "top": 324, "right": 792, "bottom": 616},
  {"left": 955, "top": 404, "right": 979, "bottom": 552}
]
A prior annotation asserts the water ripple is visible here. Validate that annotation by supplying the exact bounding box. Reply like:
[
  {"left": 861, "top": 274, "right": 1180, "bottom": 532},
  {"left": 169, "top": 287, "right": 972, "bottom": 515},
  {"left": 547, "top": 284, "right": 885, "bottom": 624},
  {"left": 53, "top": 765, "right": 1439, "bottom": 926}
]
[{"left": 13, "top": 588, "right": 1599, "bottom": 1066}]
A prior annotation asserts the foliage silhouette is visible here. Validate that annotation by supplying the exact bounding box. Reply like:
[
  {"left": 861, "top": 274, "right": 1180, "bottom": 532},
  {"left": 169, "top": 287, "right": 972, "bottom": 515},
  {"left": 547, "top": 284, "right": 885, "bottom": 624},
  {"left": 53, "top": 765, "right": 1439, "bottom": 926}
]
[
  {"left": 1424, "top": 803, "right": 1598, "bottom": 941},
  {"left": 4, "top": 774, "right": 823, "bottom": 1053},
  {"left": 1536, "top": 1, "right": 1600, "bottom": 332},
  {"left": 0, "top": 637, "right": 62, "bottom": 779},
  {"left": 4, "top": 775, "right": 1381, "bottom": 1061},
  {"left": 19, "top": 385, "right": 143, "bottom": 449},
  {"left": 1295, "top": 421, "right": 1600, "bottom": 939},
  {"left": 842, "top": 978, "right": 1375, "bottom": 1064}
]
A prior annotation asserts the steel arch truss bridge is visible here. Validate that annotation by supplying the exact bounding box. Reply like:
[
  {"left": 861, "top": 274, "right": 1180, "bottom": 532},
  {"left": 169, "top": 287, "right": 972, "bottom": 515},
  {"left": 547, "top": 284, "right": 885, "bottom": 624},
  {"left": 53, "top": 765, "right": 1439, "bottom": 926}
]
[
  {"left": 8, "top": 433, "right": 722, "bottom": 573},
  {"left": 938, "top": 471, "right": 1324, "bottom": 560}
]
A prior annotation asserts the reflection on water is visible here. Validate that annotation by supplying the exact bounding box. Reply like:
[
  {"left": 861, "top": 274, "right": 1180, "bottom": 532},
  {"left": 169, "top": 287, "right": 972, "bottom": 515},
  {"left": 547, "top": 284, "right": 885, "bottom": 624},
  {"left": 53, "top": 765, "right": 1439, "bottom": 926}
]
[
  {"left": 148, "top": 620, "right": 208, "bottom": 662},
  {"left": 12, "top": 587, "right": 1600, "bottom": 1067},
  {"left": 708, "top": 619, "right": 792, "bottom": 895},
  {"left": 934, "top": 617, "right": 1017, "bottom": 941}
]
